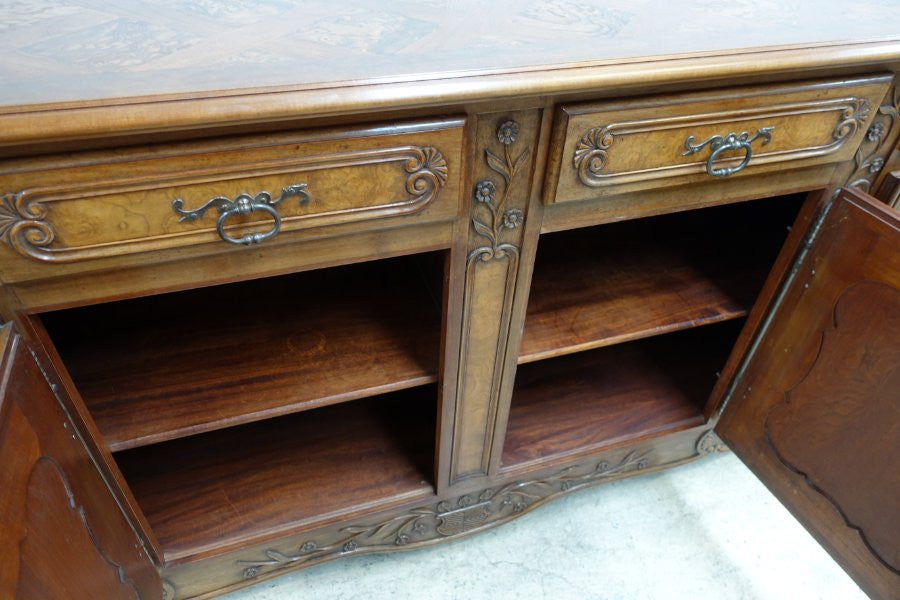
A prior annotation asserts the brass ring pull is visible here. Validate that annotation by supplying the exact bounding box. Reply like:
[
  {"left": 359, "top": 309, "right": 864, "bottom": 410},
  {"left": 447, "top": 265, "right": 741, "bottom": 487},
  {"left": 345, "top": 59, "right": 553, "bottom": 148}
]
[
  {"left": 172, "top": 184, "right": 309, "bottom": 246},
  {"left": 683, "top": 127, "right": 774, "bottom": 178},
  {"left": 215, "top": 197, "right": 281, "bottom": 245}
]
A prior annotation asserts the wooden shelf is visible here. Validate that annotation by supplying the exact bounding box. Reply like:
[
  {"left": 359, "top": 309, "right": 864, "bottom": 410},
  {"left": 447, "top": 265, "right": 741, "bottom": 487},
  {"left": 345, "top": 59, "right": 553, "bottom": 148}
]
[
  {"left": 503, "top": 322, "right": 742, "bottom": 474},
  {"left": 519, "top": 195, "right": 803, "bottom": 363},
  {"left": 40, "top": 253, "right": 444, "bottom": 451},
  {"left": 114, "top": 387, "right": 436, "bottom": 564}
]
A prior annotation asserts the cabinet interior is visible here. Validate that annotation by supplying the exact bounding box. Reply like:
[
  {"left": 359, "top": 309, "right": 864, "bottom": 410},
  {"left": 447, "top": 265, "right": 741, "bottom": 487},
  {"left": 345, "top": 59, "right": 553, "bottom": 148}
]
[
  {"left": 503, "top": 194, "right": 807, "bottom": 473},
  {"left": 36, "top": 252, "right": 446, "bottom": 563}
]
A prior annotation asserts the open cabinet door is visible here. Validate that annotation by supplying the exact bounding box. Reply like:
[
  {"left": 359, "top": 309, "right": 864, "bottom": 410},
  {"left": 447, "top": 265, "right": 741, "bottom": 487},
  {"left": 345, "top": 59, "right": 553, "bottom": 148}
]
[
  {"left": 715, "top": 187, "right": 899, "bottom": 599},
  {"left": 0, "top": 323, "right": 161, "bottom": 599}
]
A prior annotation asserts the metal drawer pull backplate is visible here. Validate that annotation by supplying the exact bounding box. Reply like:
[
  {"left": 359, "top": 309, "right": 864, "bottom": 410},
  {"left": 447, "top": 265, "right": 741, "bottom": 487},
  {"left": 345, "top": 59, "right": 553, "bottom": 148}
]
[
  {"left": 682, "top": 126, "right": 774, "bottom": 177},
  {"left": 172, "top": 184, "right": 310, "bottom": 245}
]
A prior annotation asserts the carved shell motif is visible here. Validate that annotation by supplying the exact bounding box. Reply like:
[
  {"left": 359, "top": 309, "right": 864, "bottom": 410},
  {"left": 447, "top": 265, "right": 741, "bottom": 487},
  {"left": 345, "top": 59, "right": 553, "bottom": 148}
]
[
  {"left": 831, "top": 98, "right": 870, "bottom": 141},
  {"left": 0, "top": 192, "right": 54, "bottom": 261},
  {"left": 436, "top": 502, "right": 492, "bottom": 536},
  {"left": 573, "top": 126, "right": 614, "bottom": 179},
  {"left": 405, "top": 146, "right": 449, "bottom": 198}
]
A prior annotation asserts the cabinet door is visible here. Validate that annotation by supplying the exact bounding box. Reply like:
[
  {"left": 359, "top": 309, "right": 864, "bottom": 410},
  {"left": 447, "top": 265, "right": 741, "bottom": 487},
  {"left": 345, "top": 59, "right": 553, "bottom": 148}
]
[
  {"left": 715, "top": 187, "right": 899, "bottom": 599},
  {"left": 0, "top": 323, "right": 161, "bottom": 599}
]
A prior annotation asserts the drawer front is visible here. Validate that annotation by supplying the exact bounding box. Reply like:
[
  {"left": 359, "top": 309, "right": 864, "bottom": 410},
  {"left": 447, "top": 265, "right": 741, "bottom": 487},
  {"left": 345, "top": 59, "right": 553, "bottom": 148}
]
[
  {"left": 0, "top": 118, "right": 463, "bottom": 275},
  {"left": 548, "top": 76, "right": 893, "bottom": 204}
]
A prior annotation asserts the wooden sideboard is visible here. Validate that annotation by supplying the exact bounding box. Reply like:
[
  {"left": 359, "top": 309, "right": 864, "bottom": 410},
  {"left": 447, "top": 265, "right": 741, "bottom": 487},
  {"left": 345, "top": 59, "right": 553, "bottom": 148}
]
[{"left": 1, "top": 3, "right": 899, "bottom": 599}]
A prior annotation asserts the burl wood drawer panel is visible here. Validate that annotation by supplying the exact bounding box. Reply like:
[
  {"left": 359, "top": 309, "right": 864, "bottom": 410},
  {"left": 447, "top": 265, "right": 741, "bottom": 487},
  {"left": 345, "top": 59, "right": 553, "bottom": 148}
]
[
  {"left": 547, "top": 75, "right": 892, "bottom": 203},
  {"left": 0, "top": 118, "right": 463, "bottom": 281}
]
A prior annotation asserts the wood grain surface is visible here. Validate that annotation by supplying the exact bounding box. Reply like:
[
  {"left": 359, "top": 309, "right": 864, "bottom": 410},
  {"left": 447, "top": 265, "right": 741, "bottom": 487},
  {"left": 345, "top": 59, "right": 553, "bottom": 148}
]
[
  {"left": 115, "top": 386, "right": 437, "bottom": 565},
  {"left": 0, "top": 118, "right": 463, "bottom": 273},
  {"left": 520, "top": 194, "right": 802, "bottom": 363},
  {"left": 503, "top": 321, "right": 742, "bottom": 475},
  {"left": 40, "top": 252, "right": 444, "bottom": 451},
  {"left": 1, "top": 1, "right": 897, "bottom": 108},
  {"left": 0, "top": 324, "right": 161, "bottom": 599},
  {"left": 717, "top": 188, "right": 900, "bottom": 600},
  {"left": 549, "top": 76, "right": 892, "bottom": 201}
]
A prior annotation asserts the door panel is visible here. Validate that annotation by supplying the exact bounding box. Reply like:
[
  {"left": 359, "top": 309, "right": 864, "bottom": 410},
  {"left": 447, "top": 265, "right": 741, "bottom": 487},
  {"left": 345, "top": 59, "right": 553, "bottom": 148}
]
[
  {"left": 716, "top": 187, "right": 899, "bottom": 600},
  {"left": 0, "top": 324, "right": 160, "bottom": 599}
]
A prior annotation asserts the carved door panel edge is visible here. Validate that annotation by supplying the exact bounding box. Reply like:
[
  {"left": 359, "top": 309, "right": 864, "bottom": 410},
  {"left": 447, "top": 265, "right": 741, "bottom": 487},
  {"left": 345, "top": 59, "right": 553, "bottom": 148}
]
[
  {"left": 715, "top": 188, "right": 900, "bottom": 600},
  {"left": 0, "top": 323, "right": 161, "bottom": 599}
]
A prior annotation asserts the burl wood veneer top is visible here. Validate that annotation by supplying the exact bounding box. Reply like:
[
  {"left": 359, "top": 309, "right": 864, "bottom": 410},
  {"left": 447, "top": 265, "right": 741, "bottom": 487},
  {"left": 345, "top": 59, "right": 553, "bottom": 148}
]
[
  {"left": 0, "top": 1, "right": 898, "bottom": 146},
  {"left": 2, "top": 0, "right": 898, "bottom": 107}
]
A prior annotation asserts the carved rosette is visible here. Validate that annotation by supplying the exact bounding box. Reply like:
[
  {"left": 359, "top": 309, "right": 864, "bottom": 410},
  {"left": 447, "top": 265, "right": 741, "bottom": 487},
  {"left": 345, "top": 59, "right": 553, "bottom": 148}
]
[
  {"left": 0, "top": 192, "right": 55, "bottom": 261},
  {"left": 236, "top": 451, "right": 650, "bottom": 581},
  {"left": 573, "top": 125, "right": 614, "bottom": 182},
  {"left": 847, "top": 85, "right": 899, "bottom": 192},
  {"left": 469, "top": 121, "right": 530, "bottom": 262}
]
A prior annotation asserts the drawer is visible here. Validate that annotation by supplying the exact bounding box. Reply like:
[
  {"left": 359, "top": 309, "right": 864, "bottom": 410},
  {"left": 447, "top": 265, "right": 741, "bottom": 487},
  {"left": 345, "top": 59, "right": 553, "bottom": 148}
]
[
  {"left": 0, "top": 118, "right": 464, "bottom": 280},
  {"left": 547, "top": 75, "right": 893, "bottom": 204}
]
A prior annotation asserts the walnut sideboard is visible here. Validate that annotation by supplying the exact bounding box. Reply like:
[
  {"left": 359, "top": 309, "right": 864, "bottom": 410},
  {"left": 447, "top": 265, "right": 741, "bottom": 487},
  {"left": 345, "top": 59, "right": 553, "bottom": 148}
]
[{"left": 0, "top": 3, "right": 899, "bottom": 599}]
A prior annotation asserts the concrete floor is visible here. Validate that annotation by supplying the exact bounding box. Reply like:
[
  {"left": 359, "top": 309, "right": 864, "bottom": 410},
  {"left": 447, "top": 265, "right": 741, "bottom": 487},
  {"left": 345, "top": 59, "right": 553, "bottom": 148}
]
[{"left": 224, "top": 452, "right": 864, "bottom": 600}]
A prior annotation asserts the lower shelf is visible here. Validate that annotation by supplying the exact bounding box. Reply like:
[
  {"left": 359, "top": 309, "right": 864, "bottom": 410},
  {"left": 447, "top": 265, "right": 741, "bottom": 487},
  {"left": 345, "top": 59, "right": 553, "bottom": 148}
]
[
  {"left": 114, "top": 387, "right": 437, "bottom": 565},
  {"left": 502, "top": 322, "right": 742, "bottom": 474}
]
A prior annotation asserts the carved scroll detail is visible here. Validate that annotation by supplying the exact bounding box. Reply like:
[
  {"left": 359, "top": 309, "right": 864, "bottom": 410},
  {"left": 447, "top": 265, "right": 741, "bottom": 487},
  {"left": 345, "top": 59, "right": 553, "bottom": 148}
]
[
  {"left": 573, "top": 97, "right": 873, "bottom": 187},
  {"left": 831, "top": 98, "right": 870, "bottom": 141},
  {"left": 846, "top": 85, "right": 899, "bottom": 192},
  {"left": 0, "top": 145, "right": 448, "bottom": 263},
  {"left": 406, "top": 145, "right": 449, "bottom": 199},
  {"left": 0, "top": 192, "right": 55, "bottom": 262},
  {"left": 236, "top": 451, "right": 650, "bottom": 581},
  {"left": 573, "top": 125, "right": 614, "bottom": 182}
]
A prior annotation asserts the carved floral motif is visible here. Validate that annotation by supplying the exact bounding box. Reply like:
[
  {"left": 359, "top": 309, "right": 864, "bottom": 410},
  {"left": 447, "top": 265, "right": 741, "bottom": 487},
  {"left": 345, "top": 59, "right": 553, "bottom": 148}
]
[
  {"left": 469, "top": 120, "right": 530, "bottom": 262},
  {"left": 847, "top": 85, "right": 899, "bottom": 192},
  {"left": 236, "top": 451, "right": 650, "bottom": 581}
]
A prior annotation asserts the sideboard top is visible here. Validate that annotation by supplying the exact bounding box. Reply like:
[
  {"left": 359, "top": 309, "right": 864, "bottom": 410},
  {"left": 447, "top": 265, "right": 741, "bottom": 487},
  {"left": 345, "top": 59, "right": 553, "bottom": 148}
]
[{"left": 1, "top": 0, "right": 899, "bottom": 145}]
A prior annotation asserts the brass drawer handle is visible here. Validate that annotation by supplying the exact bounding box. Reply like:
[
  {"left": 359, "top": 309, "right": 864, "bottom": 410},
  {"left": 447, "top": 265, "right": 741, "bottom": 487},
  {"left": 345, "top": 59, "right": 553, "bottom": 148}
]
[
  {"left": 172, "top": 184, "right": 309, "bottom": 246},
  {"left": 683, "top": 127, "right": 774, "bottom": 178}
]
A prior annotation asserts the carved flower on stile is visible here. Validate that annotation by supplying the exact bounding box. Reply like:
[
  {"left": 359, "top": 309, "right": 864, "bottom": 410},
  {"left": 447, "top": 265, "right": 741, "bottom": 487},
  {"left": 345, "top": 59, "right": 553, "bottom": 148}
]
[
  {"left": 867, "top": 122, "right": 885, "bottom": 142},
  {"left": 502, "top": 209, "right": 524, "bottom": 229},
  {"left": 342, "top": 540, "right": 358, "bottom": 552},
  {"left": 497, "top": 120, "right": 519, "bottom": 145},
  {"left": 474, "top": 179, "right": 496, "bottom": 203},
  {"left": 242, "top": 567, "right": 259, "bottom": 579},
  {"left": 869, "top": 157, "right": 885, "bottom": 173},
  {"left": 300, "top": 541, "right": 317, "bottom": 553}
]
